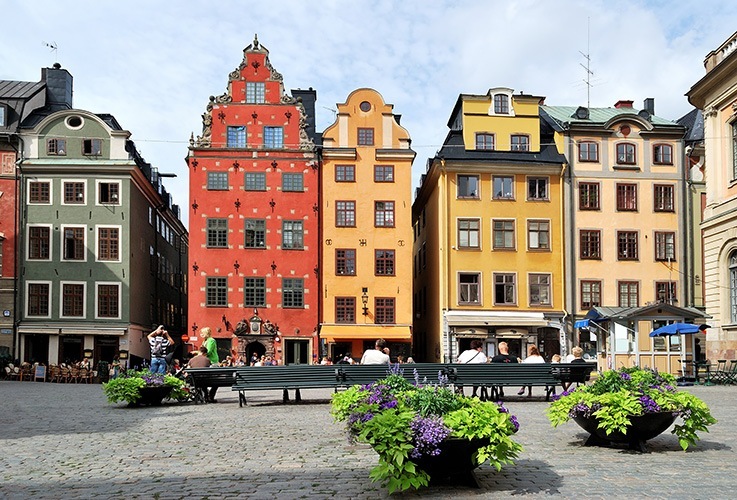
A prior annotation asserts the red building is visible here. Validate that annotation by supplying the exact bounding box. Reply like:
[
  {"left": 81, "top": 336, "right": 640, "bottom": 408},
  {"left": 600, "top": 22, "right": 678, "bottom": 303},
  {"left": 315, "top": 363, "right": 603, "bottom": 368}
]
[{"left": 187, "top": 36, "right": 319, "bottom": 365}]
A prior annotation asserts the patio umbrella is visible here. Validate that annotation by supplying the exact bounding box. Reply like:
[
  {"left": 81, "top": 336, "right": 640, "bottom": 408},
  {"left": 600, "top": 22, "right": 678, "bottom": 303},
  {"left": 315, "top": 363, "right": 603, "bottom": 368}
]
[{"left": 649, "top": 323, "right": 709, "bottom": 337}]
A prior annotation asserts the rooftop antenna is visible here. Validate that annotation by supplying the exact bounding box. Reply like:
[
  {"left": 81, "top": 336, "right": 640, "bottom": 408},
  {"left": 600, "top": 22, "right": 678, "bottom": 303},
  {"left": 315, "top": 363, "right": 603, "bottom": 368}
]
[
  {"left": 579, "top": 18, "right": 593, "bottom": 108},
  {"left": 322, "top": 106, "right": 337, "bottom": 120},
  {"left": 43, "top": 41, "right": 58, "bottom": 62}
]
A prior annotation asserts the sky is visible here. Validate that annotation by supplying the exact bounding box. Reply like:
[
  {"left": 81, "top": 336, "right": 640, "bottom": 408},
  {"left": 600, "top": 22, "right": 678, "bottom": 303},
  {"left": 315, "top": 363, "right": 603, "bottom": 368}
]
[{"left": 3, "top": 0, "right": 737, "bottom": 229}]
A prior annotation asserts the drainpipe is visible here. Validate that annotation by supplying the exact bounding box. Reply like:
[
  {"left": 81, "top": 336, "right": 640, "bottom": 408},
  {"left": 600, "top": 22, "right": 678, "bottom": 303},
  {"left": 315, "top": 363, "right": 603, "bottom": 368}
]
[
  {"left": 12, "top": 133, "right": 25, "bottom": 360},
  {"left": 566, "top": 134, "right": 577, "bottom": 346}
]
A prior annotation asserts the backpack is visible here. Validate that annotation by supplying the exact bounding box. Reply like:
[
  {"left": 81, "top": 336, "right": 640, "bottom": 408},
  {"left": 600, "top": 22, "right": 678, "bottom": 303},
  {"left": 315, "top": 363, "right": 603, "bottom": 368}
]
[{"left": 151, "top": 338, "right": 166, "bottom": 357}]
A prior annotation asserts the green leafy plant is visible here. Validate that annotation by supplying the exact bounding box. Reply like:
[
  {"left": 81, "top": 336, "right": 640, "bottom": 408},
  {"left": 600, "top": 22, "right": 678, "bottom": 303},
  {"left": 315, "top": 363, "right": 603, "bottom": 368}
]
[
  {"left": 547, "top": 366, "right": 716, "bottom": 450},
  {"left": 102, "top": 370, "right": 185, "bottom": 405},
  {"left": 332, "top": 371, "right": 522, "bottom": 493}
]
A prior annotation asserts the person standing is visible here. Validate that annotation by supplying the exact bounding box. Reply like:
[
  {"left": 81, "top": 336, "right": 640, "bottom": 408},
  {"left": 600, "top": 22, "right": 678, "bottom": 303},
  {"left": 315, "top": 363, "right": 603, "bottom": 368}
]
[
  {"left": 490, "top": 341, "right": 518, "bottom": 398},
  {"left": 360, "top": 339, "right": 391, "bottom": 365},
  {"left": 457, "top": 340, "right": 488, "bottom": 398},
  {"left": 148, "top": 326, "right": 174, "bottom": 374},
  {"left": 199, "top": 327, "right": 219, "bottom": 402}
]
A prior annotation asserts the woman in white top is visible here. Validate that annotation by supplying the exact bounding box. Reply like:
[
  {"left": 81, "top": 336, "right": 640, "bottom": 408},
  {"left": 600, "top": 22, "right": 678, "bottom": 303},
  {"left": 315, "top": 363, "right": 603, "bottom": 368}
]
[{"left": 517, "top": 345, "right": 545, "bottom": 396}]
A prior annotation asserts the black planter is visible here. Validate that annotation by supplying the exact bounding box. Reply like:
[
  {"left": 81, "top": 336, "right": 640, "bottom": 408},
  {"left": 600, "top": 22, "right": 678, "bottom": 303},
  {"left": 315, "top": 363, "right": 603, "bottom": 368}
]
[
  {"left": 129, "top": 386, "right": 173, "bottom": 407},
  {"left": 411, "top": 437, "right": 491, "bottom": 487},
  {"left": 573, "top": 411, "right": 677, "bottom": 452}
]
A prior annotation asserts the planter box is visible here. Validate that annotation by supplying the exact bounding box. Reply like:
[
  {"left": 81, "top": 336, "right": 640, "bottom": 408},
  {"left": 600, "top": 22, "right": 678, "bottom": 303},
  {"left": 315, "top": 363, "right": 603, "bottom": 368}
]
[
  {"left": 411, "top": 437, "right": 490, "bottom": 487},
  {"left": 129, "top": 386, "right": 173, "bottom": 407},
  {"left": 573, "top": 412, "right": 677, "bottom": 452}
]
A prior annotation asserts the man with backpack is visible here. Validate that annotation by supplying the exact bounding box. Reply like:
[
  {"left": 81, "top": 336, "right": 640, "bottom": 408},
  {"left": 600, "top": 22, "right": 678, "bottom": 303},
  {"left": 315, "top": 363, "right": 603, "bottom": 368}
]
[{"left": 148, "top": 325, "right": 175, "bottom": 374}]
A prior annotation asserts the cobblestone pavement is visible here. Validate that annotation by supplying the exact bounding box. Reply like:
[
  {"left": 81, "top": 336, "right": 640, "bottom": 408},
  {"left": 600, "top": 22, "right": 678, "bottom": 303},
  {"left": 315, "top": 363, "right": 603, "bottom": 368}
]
[{"left": 0, "top": 381, "right": 735, "bottom": 499}]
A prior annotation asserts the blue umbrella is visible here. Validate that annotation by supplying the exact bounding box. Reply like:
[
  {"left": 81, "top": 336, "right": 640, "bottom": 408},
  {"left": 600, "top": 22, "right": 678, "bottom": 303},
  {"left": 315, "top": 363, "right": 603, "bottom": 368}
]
[{"left": 649, "top": 323, "right": 709, "bottom": 337}]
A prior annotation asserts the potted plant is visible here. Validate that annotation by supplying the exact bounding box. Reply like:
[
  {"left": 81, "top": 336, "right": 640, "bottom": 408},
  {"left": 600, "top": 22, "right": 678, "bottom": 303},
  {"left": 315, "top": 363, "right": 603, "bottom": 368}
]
[
  {"left": 102, "top": 370, "right": 187, "bottom": 406},
  {"left": 547, "top": 366, "right": 716, "bottom": 451},
  {"left": 331, "top": 368, "right": 522, "bottom": 493}
]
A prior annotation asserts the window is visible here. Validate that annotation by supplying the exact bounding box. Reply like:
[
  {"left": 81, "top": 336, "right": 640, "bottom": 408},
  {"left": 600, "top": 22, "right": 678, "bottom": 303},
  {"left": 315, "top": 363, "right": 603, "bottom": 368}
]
[
  {"left": 62, "top": 283, "right": 85, "bottom": 317},
  {"left": 375, "top": 298, "right": 395, "bottom": 324},
  {"left": 528, "top": 220, "right": 550, "bottom": 250},
  {"left": 357, "top": 128, "right": 374, "bottom": 146},
  {"left": 245, "top": 219, "right": 266, "bottom": 248},
  {"left": 459, "top": 273, "right": 480, "bottom": 304},
  {"left": 282, "top": 220, "right": 303, "bottom": 249},
  {"left": 458, "top": 219, "right": 480, "bottom": 249},
  {"left": 527, "top": 177, "right": 548, "bottom": 200},
  {"left": 511, "top": 135, "right": 529, "bottom": 151},
  {"left": 244, "top": 277, "right": 266, "bottom": 307},
  {"left": 580, "top": 230, "right": 601, "bottom": 259},
  {"left": 63, "top": 227, "right": 85, "bottom": 260},
  {"left": 264, "top": 126, "right": 283, "bottom": 148},
  {"left": 730, "top": 251, "right": 737, "bottom": 323},
  {"left": 493, "top": 176, "right": 514, "bottom": 199},
  {"left": 617, "top": 231, "right": 638, "bottom": 260},
  {"left": 97, "top": 283, "right": 120, "bottom": 318},
  {"left": 616, "top": 183, "right": 638, "bottom": 211},
  {"left": 375, "top": 249, "right": 395, "bottom": 276},
  {"left": 245, "top": 172, "right": 266, "bottom": 191},
  {"left": 336, "top": 249, "right": 356, "bottom": 275},
  {"left": 494, "top": 94, "right": 509, "bottom": 114},
  {"left": 63, "top": 182, "right": 85, "bottom": 204},
  {"left": 29, "top": 181, "right": 50, "bottom": 203},
  {"left": 336, "top": 201, "right": 356, "bottom": 227},
  {"left": 246, "top": 82, "right": 265, "bottom": 103},
  {"left": 82, "top": 138, "right": 102, "bottom": 156},
  {"left": 529, "top": 274, "right": 551, "bottom": 306},
  {"left": 579, "top": 182, "right": 600, "bottom": 210},
  {"left": 282, "top": 278, "right": 304, "bottom": 308},
  {"left": 653, "top": 144, "right": 673, "bottom": 165},
  {"left": 374, "top": 201, "right": 395, "bottom": 227},
  {"left": 457, "top": 175, "right": 479, "bottom": 198},
  {"left": 27, "top": 283, "right": 50, "bottom": 316},
  {"left": 47, "top": 138, "right": 66, "bottom": 155},
  {"left": 336, "top": 165, "right": 355, "bottom": 182},
  {"left": 654, "top": 185, "right": 674, "bottom": 212},
  {"left": 374, "top": 165, "right": 394, "bottom": 182},
  {"left": 578, "top": 142, "right": 599, "bottom": 162},
  {"left": 656, "top": 281, "right": 677, "bottom": 304},
  {"left": 28, "top": 226, "right": 50, "bottom": 259},
  {"left": 0, "top": 104, "right": 5, "bottom": 126},
  {"left": 733, "top": 123, "right": 737, "bottom": 180},
  {"left": 206, "top": 218, "right": 228, "bottom": 248},
  {"left": 581, "top": 280, "right": 601, "bottom": 310},
  {"left": 99, "top": 182, "right": 120, "bottom": 204},
  {"left": 206, "top": 277, "right": 228, "bottom": 306},
  {"left": 655, "top": 231, "right": 676, "bottom": 261},
  {"left": 616, "top": 143, "right": 636, "bottom": 164},
  {"left": 475, "top": 133, "right": 495, "bottom": 150},
  {"left": 207, "top": 172, "right": 229, "bottom": 190},
  {"left": 98, "top": 227, "right": 120, "bottom": 261},
  {"left": 336, "top": 297, "right": 356, "bottom": 323},
  {"left": 282, "top": 173, "right": 304, "bottom": 192},
  {"left": 494, "top": 273, "right": 516, "bottom": 305},
  {"left": 493, "top": 220, "right": 515, "bottom": 249},
  {"left": 227, "top": 126, "right": 246, "bottom": 148},
  {"left": 618, "top": 281, "right": 639, "bottom": 307}
]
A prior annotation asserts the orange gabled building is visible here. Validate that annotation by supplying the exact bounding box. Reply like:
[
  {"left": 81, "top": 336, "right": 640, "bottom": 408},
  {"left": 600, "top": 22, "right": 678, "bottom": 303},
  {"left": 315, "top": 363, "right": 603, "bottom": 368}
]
[{"left": 187, "top": 36, "right": 319, "bottom": 364}]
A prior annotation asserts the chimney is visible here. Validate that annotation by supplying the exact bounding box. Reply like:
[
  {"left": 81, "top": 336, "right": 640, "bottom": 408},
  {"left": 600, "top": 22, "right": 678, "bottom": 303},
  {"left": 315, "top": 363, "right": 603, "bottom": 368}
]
[
  {"left": 643, "top": 98, "right": 655, "bottom": 116},
  {"left": 41, "top": 63, "right": 73, "bottom": 110},
  {"left": 291, "top": 87, "right": 318, "bottom": 143},
  {"left": 614, "top": 100, "right": 634, "bottom": 109}
]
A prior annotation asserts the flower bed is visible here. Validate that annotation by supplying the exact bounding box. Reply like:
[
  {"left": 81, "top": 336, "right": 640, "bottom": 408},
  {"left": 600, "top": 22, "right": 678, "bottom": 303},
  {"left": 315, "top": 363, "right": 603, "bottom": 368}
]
[
  {"left": 331, "top": 367, "right": 521, "bottom": 493},
  {"left": 547, "top": 366, "right": 716, "bottom": 450},
  {"left": 102, "top": 370, "right": 187, "bottom": 406}
]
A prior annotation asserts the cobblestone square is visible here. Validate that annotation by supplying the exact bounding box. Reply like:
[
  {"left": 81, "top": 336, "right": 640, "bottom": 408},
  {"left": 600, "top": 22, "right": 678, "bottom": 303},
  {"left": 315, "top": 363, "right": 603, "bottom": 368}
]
[{"left": 0, "top": 382, "right": 734, "bottom": 499}]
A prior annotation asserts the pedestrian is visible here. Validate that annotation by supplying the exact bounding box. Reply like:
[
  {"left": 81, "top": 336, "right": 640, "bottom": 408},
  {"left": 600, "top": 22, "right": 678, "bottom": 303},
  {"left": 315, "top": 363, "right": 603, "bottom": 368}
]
[
  {"left": 360, "top": 339, "right": 391, "bottom": 365},
  {"left": 111, "top": 356, "right": 121, "bottom": 379},
  {"left": 198, "top": 327, "right": 219, "bottom": 402},
  {"left": 147, "top": 325, "right": 174, "bottom": 374}
]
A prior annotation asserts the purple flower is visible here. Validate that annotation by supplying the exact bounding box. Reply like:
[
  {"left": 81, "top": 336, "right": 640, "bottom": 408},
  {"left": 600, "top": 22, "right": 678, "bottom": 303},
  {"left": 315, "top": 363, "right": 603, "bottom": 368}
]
[
  {"left": 409, "top": 415, "right": 451, "bottom": 459},
  {"left": 639, "top": 395, "right": 661, "bottom": 413},
  {"left": 620, "top": 372, "right": 632, "bottom": 381},
  {"left": 509, "top": 415, "right": 520, "bottom": 432}
]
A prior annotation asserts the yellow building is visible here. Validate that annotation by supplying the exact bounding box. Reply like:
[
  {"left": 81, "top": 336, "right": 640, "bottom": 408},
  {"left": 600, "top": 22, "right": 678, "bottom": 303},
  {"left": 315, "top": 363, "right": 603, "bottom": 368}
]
[
  {"left": 413, "top": 88, "right": 566, "bottom": 362},
  {"left": 541, "top": 100, "right": 706, "bottom": 374},
  {"left": 319, "top": 89, "right": 415, "bottom": 362}
]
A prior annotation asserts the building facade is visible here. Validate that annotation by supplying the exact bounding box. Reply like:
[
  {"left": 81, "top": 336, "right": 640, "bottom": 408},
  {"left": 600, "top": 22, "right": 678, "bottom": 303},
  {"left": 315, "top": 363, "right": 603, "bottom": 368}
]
[
  {"left": 15, "top": 65, "right": 187, "bottom": 368},
  {"left": 687, "top": 31, "right": 737, "bottom": 362},
  {"left": 319, "top": 89, "right": 415, "bottom": 362},
  {"left": 413, "top": 89, "right": 566, "bottom": 362},
  {"left": 187, "top": 37, "right": 319, "bottom": 364}
]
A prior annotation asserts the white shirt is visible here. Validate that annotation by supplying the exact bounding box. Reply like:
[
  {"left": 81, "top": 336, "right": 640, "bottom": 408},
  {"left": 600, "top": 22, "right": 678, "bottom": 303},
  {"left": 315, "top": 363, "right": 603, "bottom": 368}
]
[
  {"left": 360, "top": 349, "right": 390, "bottom": 365},
  {"left": 523, "top": 354, "right": 545, "bottom": 364},
  {"left": 457, "top": 349, "right": 487, "bottom": 364}
]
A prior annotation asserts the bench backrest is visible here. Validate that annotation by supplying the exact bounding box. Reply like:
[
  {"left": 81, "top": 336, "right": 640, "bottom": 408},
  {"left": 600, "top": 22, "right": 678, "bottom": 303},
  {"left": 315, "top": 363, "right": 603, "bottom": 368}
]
[{"left": 551, "top": 363, "right": 596, "bottom": 383}]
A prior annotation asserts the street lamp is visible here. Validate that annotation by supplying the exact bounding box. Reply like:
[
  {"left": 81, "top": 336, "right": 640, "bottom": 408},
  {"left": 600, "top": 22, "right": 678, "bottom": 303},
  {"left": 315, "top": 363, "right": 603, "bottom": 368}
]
[{"left": 361, "top": 287, "right": 369, "bottom": 316}]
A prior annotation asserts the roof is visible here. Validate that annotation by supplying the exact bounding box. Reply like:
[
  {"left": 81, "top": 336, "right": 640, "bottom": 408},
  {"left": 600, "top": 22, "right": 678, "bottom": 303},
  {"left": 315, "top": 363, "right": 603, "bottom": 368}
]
[
  {"left": 435, "top": 129, "right": 566, "bottom": 165},
  {"left": 540, "top": 105, "right": 679, "bottom": 130},
  {"left": 677, "top": 108, "right": 704, "bottom": 142},
  {"left": 585, "top": 304, "right": 709, "bottom": 322},
  {"left": 0, "top": 80, "right": 45, "bottom": 100}
]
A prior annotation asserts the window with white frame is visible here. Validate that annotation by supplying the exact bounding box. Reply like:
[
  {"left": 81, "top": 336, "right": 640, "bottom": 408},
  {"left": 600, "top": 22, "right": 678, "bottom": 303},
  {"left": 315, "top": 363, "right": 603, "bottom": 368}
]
[
  {"left": 28, "top": 226, "right": 51, "bottom": 260},
  {"left": 62, "top": 226, "right": 86, "bottom": 261},
  {"left": 97, "top": 283, "right": 120, "bottom": 318},
  {"left": 493, "top": 94, "right": 509, "bottom": 114},
  {"left": 61, "top": 282, "right": 85, "bottom": 318},
  {"left": 98, "top": 181, "right": 120, "bottom": 204},
  {"left": 27, "top": 282, "right": 50, "bottom": 317},
  {"left": 63, "top": 181, "right": 85, "bottom": 204},
  {"left": 28, "top": 180, "right": 51, "bottom": 204},
  {"left": 730, "top": 251, "right": 737, "bottom": 323},
  {"left": 97, "top": 226, "right": 120, "bottom": 261},
  {"left": 246, "top": 82, "right": 265, "bottom": 103}
]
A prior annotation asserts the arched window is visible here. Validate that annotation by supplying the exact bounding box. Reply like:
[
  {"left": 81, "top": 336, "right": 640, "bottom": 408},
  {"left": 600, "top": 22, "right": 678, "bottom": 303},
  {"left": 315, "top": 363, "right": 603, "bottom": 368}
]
[
  {"left": 732, "top": 122, "right": 737, "bottom": 180},
  {"left": 730, "top": 251, "right": 737, "bottom": 323}
]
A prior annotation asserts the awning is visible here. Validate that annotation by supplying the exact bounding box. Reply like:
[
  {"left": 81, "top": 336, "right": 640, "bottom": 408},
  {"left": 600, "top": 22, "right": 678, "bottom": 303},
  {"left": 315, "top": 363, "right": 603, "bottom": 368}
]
[
  {"left": 574, "top": 319, "right": 590, "bottom": 329},
  {"left": 17, "top": 325, "right": 127, "bottom": 336},
  {"left": 319, "top": 325, "right": 411, "bottom": 343},
  {"left": 444, "top": 310, "right": 549, "bottom": 327}
]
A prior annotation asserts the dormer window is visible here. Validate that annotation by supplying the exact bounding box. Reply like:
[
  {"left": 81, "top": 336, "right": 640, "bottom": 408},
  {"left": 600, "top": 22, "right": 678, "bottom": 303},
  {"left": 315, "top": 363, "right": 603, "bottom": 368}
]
[
  {"left": 511, "top": 135, "right": 529, "bottom": 151},
  {"left": 83, "top": 138, "right": 102, "bottom": 156},
  {"left": 0, "top": 104, "right": 6, "bottom": 127},
  {"left": 47, "top": 138, "right": 66, "bottom": 156},
  {"left": 494, "top": 94, "right": 509, "bottom": 114},
  {"left": 475, "top": 133, "right": 495, "bottom": 150}
]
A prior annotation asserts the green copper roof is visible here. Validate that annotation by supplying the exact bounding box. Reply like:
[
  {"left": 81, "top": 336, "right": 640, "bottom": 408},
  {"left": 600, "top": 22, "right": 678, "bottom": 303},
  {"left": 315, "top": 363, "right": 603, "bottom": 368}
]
[{"left": 541, "top": 105, "right": 677, "bottom": 127}]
